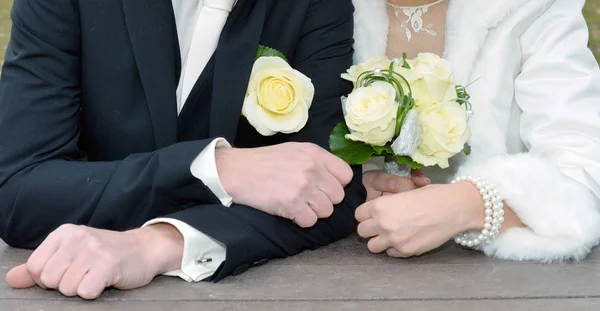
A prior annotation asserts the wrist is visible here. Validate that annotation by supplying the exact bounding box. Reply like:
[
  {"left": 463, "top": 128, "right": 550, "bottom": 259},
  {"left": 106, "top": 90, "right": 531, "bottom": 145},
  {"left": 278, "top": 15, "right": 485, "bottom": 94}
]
[
  {"left": 134, "top": 223, "right": 184, "bottom": 275},
  {"left": 447, "top": 181, "right": 487, "bottom": 232},
  {"left": 215, "top": 147, "right": 241, "bottom": 200}
]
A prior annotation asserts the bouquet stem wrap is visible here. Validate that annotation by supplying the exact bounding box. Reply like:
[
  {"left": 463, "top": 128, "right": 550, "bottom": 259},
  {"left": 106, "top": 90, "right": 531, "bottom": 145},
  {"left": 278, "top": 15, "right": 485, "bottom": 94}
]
[{"left": 383, "top": 156, "right": 412, "bottom": 178}]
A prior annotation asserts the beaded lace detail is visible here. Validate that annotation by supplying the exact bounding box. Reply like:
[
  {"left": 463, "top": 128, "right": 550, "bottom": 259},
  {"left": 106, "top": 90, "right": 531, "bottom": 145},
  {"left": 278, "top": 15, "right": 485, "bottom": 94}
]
[
  {"left": 386, "top": 0, "right": 448, "bottom": 59},
  {"left": 387, "top": 0, "right": 447, "bottom": 41}
]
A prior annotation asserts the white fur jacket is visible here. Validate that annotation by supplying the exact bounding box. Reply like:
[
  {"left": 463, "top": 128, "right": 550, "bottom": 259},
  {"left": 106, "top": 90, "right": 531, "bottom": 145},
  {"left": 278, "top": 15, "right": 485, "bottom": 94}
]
[{"left": 353, "top": 0, "right": 600, "bottom": 262}]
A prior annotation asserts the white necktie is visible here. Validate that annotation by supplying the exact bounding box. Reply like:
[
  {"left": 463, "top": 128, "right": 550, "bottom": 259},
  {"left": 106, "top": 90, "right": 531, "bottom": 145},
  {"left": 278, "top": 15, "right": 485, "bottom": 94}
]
[{"left": 178, "top": 0, "right": 235, "bottom": 112}]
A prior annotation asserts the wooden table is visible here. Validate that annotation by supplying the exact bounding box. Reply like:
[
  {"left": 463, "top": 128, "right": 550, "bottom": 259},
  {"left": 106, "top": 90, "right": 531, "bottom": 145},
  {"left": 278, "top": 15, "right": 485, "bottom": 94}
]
[{"left": 1, "top": 237, "right": 599, "bottom": 310}]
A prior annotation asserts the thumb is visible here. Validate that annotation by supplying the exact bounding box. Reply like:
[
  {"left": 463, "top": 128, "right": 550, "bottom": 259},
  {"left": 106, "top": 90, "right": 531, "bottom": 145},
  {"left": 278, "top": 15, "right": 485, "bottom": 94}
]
[{"left": 6, "top": 264, "right": 36, "bottom": 289}]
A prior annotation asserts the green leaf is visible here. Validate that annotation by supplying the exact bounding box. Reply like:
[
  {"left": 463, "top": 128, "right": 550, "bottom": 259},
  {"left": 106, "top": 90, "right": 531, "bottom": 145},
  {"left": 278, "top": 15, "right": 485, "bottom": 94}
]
[
  {"left": 396, "top": 156, "right": 424, "bottom": 170},
  {"left": 462, "top": 143, "right": 472, "bottom": 156},
  {"left": 372, "top": 145, "right": 394, "bottom": 156},
  {"left": 402, "top": 53, "right": 411, "bottom": 69},
  {"left": 395, "top": 96, "right": 414, "bottom": 136},
  {"left": 329, "top": 123, "right": 376, "bottom": 165},
  {"left": 256, "top": 45, "right": 288, "bottom": 62},
  {"left": 455, "top": 85, "right": 471, "bottom": 106}
]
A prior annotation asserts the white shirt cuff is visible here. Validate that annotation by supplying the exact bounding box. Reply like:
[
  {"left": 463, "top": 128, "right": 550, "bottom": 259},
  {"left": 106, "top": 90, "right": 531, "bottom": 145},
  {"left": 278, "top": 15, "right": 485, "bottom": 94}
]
[
  {"left": 191, "top": 137, "right": 233, "bottom": 207},
  {"left": 143, "top": 218, "right": 226, "bottom": 282}
]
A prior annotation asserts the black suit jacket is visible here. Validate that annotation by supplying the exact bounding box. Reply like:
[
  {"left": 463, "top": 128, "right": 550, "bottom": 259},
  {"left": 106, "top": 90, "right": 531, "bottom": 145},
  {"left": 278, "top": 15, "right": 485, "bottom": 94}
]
[{"left": 0, "top": 0, "right": 366, "bottom": 280}]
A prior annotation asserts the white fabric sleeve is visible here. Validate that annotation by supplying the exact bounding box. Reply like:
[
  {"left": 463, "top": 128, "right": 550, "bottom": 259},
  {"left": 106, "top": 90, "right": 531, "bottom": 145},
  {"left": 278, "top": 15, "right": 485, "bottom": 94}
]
[
  {"left": 140, "top": 138, "right": 234, "bottom": 282},
  {"left": 458, "top": 0, "right": 600, "bottom": 262},
  {"left": 190, "top": 137, "right": 233, "bottom": 207},
  {"left": 143, "top": 218, "right": 226, "bottom": 282}
]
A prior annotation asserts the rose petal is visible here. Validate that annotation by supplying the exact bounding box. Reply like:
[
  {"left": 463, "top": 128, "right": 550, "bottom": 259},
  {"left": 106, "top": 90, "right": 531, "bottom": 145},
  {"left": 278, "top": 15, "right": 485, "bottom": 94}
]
[
  {"left": 255, "top": 99, "right": 309, "bottom": 134},
  {"left": 242, "top": 91, "right": 277, "bottom": 136}
]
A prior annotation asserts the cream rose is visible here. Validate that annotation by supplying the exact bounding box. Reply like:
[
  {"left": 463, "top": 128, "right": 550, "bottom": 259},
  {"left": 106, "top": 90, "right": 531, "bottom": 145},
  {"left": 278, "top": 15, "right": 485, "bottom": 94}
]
[
  {"left": 242, "top": 57, "right": 314, "bottom": 136},
  {"left": 408, "top": 53, "right": 457, "bottom": 109},
  {"left": 343, "top": 82, "right": 398, "bottom": 146},
  {"left": 342, "top": 55, "right": 393, "bottom": 87},
  {"left": 411, "top": 101, "right": 471, "bottom": 168},
  {"left": 408, "top": 53, "right": 453, "bottom": 80}
]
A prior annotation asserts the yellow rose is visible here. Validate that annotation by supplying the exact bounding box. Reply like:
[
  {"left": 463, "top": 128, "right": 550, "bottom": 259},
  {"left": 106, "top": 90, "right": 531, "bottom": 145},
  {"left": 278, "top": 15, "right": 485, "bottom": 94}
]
[
  {"left": 407, "top": 53, "right": 457, "bottom": 108},
  {"left": 344, "top": 82, "right": 398, "bottom": 146},
  {"left": 242, "top": 57, "right": 314, "bottom": 136},
  {"left": 342, "top": 55, "right": 393, "bottom": 87},
  {"left": 411, "top": 101, "right": 471, "bottom": 168}
]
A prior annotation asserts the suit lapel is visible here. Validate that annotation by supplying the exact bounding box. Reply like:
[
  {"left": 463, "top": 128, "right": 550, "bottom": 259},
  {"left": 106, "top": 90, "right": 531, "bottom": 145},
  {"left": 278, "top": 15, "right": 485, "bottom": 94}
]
[
  {"left": 209, "top": 0, "right": 267, "bottom": 142},
  {"left": 122, "top": 0, "right": 179, "bottom": 148}
]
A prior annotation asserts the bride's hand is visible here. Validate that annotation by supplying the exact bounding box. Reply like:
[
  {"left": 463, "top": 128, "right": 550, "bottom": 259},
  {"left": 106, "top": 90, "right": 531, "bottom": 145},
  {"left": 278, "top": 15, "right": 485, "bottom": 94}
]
[
  {"left": 355, "top": 182, "right": 522, "bottom": 258},
  {"left": 363, "top": 170, "right": 431, "bottom": 201}
]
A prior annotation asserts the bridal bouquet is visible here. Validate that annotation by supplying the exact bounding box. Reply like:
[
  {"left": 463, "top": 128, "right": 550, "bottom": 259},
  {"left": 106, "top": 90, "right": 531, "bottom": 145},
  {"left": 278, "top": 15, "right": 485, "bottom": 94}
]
[{"left": 329, "top": 53, "right": 472, "bottom": 177}]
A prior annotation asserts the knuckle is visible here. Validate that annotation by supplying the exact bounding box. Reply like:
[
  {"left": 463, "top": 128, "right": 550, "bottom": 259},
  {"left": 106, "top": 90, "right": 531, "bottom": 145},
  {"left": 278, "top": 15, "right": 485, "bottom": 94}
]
[
  {"left": 367, "top": 241, "right": 380, "bottom": 253},
  {"left": 57, "top": 223, "right": 77, "bottom": 233},
  {"left": 398, "top": 244, "right": 417, "bottom": 257},
  {"left": 71, "top": 226, "right": 91, "bottom": 241},
  {"left": 26, "top": 259, "right": 44, "bottom": 278},
  {"left": 283, "top": 191, "right": 303, "bottom": 209},
  {"left": 302, "top": 218, "right": 318, "bottom": 228},
  {"left": 59, "top": 285, "right": 77, "bottom": 297},
  {"left": 339, "top": 164, "right": 354, "bottom": 184},
  {"left": 372, "top": 203, "right": 385, "bottom": 217},
  {"left": 379, "top": 219, "right": 396, "bottom": 234},
  {"left": 322, "top": 205, "right": 334, "bottom": 218},
  {"left": 300, "top": 158, "right": 319, "bottom": 175},
  {"left": 315, "top": 204, "right": 334, "bottom": 218},
  {"left": 390, "top": 234, "right": 405, "bottom": 247},
  {"left": 296, "top": 177, "right": 310, "bottom": 190},
  {"left": 303, "top": 143, "right": 321, "bottom": 155},
  {"left": 332, "top": 190, "right": 345, "bottom": 205},
  {"left": 40, "top": 272, "right": 58, "bottom": 289},
  {"left": 112, "top": 272, "right": 123, "bottom": 286},
  {"left": 281, "top": 202, "right": 301, "bottom": 219},
  {"left": 78, "top": 287, "right": 100, "bottom": 300},
  {"left": 80, "top": 235, "right": 102, "bottom": 253},
  {"left": 297, "top": 213, "right": 318, "bottom": 228},
  {"left": 387, "top": 178, "right": 400, "bottom": 192},
  {"left": 100, "top": 252, "right": 119, "bottom": 268}
]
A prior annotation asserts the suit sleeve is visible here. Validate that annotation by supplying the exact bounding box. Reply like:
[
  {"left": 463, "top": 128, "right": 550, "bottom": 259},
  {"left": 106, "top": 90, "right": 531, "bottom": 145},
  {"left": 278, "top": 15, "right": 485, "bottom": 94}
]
[
  {"left": 0, "top": 0, "right": 221, "bottom": 248},
  {"left": 166, "top": 0, "right": 366, "bottom": 281}
]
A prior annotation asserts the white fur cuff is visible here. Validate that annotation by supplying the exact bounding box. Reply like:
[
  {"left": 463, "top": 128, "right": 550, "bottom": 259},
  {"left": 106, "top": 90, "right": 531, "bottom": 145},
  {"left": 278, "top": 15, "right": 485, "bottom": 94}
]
[{"left": 456, "top": 153, "right": 600, "bottom": 262}]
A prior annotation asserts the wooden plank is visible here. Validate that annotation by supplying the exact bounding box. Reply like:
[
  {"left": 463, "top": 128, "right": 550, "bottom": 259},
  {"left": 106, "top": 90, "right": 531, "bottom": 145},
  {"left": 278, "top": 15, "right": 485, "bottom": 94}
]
[
  {"left": 2, "top": 262, "right": 600, "bottom": 301},
  {"left": 3, "top": 239, "right": 600, "bottom": 301},
  {"left": 1, "top": 299, "right": 599, "bottom": 311},
  {"left": 3, "top": 236, "right": 599, "bottom": 269}
]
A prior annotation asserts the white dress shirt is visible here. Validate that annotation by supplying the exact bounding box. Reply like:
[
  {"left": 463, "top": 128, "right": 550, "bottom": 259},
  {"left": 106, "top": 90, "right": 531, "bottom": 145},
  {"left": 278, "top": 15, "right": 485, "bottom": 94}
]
[{"left": 143, "top": 0, "right": 236, "bottom": 283}]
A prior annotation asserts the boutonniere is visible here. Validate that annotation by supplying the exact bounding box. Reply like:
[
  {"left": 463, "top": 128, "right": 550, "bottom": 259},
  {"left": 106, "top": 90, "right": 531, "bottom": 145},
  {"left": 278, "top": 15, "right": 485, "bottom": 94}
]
[{"left": 242, "top": 46, "right": 314, "bottom": 136}]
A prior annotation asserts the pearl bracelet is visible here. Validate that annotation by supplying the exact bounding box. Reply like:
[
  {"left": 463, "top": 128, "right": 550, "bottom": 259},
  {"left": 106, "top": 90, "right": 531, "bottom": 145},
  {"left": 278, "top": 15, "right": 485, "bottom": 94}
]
[{"left": 452, "top": 176, "right": 505, "bottom": 248}]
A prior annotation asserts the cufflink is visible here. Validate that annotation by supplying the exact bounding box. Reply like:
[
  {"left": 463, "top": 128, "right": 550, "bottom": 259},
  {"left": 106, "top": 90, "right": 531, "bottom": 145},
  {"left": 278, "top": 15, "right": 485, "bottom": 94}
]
[{"left": 196, "top": 257, "right": 213, "bottom": 265}]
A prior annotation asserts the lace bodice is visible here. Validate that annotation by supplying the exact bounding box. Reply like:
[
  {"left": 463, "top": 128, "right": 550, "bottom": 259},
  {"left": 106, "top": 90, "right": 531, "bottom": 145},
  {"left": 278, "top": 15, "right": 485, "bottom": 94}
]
[{"left": 386, "top": 0, "right": 448, "bottom": 59}]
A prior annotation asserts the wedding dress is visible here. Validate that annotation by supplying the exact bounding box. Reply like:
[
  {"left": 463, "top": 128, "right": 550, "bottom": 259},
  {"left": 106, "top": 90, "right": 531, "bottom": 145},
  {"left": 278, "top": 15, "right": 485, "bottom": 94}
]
[{"left": 354, "top": 0, "right": 600, "bottom": 261}]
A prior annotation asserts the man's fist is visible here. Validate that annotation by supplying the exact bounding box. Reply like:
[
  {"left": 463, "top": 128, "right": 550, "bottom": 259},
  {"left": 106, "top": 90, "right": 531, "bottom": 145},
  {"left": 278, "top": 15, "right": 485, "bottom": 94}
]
[
  {"left": 6, "top": 224, "right": 183, "bottom": 299},
  {"left": 216, "top": 143, "right": 353, "bottom": 228}
]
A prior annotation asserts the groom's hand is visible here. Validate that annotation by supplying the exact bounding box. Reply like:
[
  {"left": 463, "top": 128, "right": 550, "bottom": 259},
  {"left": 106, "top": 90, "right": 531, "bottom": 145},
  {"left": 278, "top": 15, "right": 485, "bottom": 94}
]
[
  {"left": 363, "top": 170, "right": 432, "bottom": 201},
  {"left": 216, "top": 142, "right": 353, "bottom": 228},
  {"left": 5, "top": 224, "right": 183, "bottom": 300}
]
